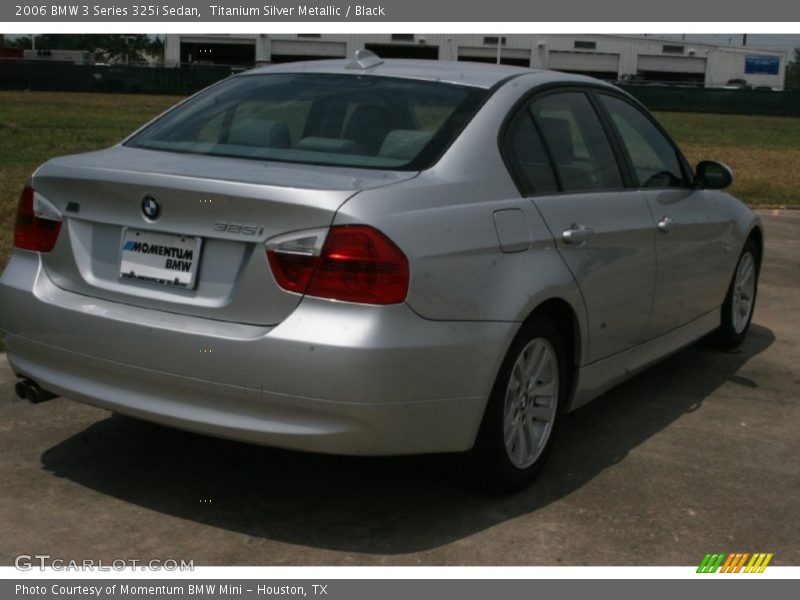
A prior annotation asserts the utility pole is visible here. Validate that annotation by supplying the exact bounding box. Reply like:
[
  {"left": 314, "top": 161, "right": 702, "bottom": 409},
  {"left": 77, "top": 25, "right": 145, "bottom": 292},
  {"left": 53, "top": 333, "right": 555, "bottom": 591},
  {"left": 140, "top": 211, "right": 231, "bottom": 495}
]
[{"left": 496, "top": 35, "right": 502, "bottom": 65}]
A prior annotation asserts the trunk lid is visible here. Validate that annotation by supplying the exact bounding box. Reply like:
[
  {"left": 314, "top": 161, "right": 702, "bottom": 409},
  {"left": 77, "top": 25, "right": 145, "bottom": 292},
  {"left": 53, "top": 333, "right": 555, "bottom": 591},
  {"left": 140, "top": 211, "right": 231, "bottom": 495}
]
[{"left": 32, "top": 145, "right": 417, "bottom": 325}]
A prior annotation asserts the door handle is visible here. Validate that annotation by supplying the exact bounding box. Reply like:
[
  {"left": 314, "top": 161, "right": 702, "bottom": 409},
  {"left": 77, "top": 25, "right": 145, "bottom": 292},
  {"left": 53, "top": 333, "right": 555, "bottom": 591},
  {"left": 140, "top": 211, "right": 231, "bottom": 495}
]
[
  {"left": 658, "top": 216, "right": 674, "bottom": 233},
  {"left": 561, "top": 223, "right": 594, "bottom": 245}
]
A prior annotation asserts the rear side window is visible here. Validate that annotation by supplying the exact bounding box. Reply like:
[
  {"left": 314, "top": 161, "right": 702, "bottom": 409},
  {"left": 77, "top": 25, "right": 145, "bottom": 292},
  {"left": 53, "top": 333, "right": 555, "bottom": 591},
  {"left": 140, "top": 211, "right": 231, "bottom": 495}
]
[
  {"left": 529, "top": 92, "right": 623, "bottom": 192},
  {"left": 127, "top": 73, "right": 488, "bottom": 170},
  {"left": 598, "top": 94, "right": 687, "bottom": 188},
  {"left": 504, "top": 110, "right": 559, "bottom": 195}
]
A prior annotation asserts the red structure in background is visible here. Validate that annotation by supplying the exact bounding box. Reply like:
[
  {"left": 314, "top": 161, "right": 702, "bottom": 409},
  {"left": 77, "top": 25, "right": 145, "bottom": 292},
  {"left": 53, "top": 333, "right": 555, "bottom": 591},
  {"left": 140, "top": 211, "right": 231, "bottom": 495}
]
[{"left": 0, "top": 47, "right": 24, "bottom": 60}]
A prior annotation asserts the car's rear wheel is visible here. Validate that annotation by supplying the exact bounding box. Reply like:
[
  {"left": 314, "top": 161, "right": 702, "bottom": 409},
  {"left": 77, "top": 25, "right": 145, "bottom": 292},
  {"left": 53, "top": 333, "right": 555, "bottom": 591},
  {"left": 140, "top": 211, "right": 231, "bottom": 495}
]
[
  {"left": 470, "top": 315, "right": 566, "bottom": 491},
  {"left": 716, "top": 240, "right": 759, "bottom": 348}
]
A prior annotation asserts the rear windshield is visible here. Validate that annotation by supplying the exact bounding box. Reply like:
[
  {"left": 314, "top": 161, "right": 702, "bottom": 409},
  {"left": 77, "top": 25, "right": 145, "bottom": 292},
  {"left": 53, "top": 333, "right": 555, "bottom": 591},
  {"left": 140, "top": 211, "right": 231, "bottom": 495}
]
[{"left": 126, "top": 73, "right": 488, "bottom": 170}]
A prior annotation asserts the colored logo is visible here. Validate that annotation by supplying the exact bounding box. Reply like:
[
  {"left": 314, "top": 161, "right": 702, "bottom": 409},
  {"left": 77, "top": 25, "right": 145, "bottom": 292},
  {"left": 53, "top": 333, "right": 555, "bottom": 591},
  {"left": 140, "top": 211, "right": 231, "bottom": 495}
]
[
  {"left": 141, "top": 195, "right": 161, "bottom": 220},
  {"left": 697, "top": 553, "right": 773, "bottom": 573}
]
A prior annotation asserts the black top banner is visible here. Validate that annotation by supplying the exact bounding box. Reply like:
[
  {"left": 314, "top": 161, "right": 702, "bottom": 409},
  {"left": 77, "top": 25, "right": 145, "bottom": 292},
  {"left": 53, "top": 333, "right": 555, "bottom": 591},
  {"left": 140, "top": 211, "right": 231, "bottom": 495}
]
[{"left": 3, "top": 0, "right": 800, "bottom": 22}]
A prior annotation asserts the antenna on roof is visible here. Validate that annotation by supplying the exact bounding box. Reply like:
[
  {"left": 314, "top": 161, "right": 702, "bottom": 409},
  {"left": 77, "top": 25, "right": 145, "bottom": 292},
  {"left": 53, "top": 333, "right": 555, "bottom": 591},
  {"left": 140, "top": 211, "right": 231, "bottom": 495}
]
[{"left": 346, "top": 49, "right": 383, "bottom": 70}]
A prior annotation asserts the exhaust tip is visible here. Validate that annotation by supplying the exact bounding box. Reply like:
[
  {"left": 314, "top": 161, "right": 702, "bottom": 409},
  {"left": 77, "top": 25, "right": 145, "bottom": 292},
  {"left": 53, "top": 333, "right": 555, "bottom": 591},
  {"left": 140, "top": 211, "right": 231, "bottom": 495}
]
[
  {"left": 14, "top": 381, "right": 28, "bottom": 401},
  {"left": 14, "top": 379, "right": 58, "bottom": 404}
]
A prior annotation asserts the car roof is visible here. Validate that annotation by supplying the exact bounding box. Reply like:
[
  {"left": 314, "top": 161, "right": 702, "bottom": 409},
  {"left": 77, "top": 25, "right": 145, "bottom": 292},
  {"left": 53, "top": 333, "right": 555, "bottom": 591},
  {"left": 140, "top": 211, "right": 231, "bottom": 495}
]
[{"left": 244, "top": 58, "right": 595, "bottom": 90}]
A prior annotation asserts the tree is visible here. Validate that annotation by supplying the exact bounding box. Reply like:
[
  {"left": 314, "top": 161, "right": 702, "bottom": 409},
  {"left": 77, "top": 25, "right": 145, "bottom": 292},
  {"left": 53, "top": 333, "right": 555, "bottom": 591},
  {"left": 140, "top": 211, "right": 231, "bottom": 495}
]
[
  {"left": 786, "top": 48, "right": 800, "bottom": 90},
  {"left": 148, "top": 36, "right": 165, "bottom": 66},
  {"left": 8, "top": 35, "right": 34, "bottom": 49},
  {"left": 97, "top": 34, "right": 163, "bottom": 64}
]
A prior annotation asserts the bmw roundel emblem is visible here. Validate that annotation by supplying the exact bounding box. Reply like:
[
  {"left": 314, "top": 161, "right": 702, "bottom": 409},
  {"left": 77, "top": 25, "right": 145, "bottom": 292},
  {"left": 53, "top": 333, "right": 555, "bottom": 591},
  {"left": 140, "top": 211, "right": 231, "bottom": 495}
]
[{"left": 141, "top": 195, "right": 161, "bottom": 220}]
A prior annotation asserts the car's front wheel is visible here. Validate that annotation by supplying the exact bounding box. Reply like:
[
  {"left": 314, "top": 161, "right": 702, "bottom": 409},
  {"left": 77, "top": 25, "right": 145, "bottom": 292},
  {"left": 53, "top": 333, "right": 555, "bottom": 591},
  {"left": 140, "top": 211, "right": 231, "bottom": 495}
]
[
  {"left": 717, "top": 240, "right": 760, "bottom": 348},
  {"left": 471, "top": 315, "right": 566, "bottom": 491}
]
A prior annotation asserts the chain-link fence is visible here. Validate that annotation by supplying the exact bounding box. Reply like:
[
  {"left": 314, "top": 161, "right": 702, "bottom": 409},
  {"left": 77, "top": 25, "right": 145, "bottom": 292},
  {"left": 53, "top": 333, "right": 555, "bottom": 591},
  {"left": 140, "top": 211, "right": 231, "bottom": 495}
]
[
  {"left": 0, "top": 61, "right": 236, "bottom": 95},
  {"left": 618, "top": 84, "right": 800, "bottom": 117}
]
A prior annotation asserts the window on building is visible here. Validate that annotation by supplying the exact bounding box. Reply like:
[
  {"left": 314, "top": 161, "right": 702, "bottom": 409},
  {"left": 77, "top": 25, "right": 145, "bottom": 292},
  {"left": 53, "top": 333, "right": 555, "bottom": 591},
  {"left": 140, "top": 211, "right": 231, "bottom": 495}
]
[
  {"left": 297, "top": 34, "right": 321, "bottom": 38},
  {"left": 391, "top": 34, "right": 415, "bottom": 42},
  {"left": 365, "top": 43, "right": 439, "bottom": 60},
  {"left": 662, "top": 45, "right": 685, "bottom": 54},
  {"left": 483, "top": 36, "right": 507, "bottom": 46},
  {"left": 574, "top": 40, "right": 597, "bottom": 50}
]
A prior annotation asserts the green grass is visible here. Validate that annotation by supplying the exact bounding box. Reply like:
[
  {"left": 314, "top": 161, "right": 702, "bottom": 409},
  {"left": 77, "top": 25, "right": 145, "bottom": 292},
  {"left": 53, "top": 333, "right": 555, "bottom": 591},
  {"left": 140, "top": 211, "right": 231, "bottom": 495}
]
[
  {"left": 1, "top": 91, "right": 799, "bottom": 273},
  {"left": 653, "top": 111, "right": 800, "bottom": 150},
  {"left": 653, "top": 111, "right": 800, "bottom": 208},
  {"left": 0, "top": 91, "right": 181, "bottom": 270}
]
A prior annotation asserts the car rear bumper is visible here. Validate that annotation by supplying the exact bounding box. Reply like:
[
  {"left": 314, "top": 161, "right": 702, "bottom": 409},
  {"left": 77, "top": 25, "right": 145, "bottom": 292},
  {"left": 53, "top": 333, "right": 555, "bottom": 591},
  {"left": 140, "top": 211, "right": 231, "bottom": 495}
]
[{"left": 0, "top": 251, "right": 516, "bottom": 455}]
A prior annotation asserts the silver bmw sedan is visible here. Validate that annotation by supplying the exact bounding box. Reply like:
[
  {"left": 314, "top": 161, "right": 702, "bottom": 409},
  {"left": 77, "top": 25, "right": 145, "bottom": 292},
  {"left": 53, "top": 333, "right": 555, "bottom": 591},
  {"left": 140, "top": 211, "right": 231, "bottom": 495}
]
[{"left": 0, "top": 51, "right": 762, "bottom": 489}]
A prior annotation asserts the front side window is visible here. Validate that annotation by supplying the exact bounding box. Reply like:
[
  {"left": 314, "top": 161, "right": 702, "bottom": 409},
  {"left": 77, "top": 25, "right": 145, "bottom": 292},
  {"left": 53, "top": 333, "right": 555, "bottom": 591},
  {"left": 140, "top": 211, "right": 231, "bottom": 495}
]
[
  {"left": 127, "top": 73, "right": 488, "bottom": 170},
  {"left": 598, "top": 94, "right": 687, "bottom": 189},
  {"left": 529, "top": 92, "right": 623, "bottom": 192}
]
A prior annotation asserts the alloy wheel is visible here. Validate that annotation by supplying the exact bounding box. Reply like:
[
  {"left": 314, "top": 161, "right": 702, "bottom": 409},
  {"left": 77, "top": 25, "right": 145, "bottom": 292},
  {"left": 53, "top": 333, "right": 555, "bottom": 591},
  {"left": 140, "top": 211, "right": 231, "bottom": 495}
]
[
  {"left": 503, "top": 338, "right": 559, "bottom": 469},
  {"left": 732, "top": 251, "right": 756, "bottom": 334}
]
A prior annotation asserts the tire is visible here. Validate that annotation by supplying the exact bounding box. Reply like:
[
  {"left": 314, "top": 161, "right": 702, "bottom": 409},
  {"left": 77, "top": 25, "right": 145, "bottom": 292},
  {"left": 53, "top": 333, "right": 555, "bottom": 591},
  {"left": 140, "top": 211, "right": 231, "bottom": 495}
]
[
  {"left": 716, "top": 240, "right": 760, "bottom": 349},
  {"left": 470, "top": 315, "right": 568, "bottom": 492}
]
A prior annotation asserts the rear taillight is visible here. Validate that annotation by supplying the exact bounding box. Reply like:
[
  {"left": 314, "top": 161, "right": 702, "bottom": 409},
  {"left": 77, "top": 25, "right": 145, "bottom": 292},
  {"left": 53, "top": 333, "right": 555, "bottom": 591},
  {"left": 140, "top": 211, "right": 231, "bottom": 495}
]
[
  {"left": 267, "top": 225, "right": 409, "bottom": 305},
  {"left": 13, "top": 186, "right": 62, "bottom": 252}
]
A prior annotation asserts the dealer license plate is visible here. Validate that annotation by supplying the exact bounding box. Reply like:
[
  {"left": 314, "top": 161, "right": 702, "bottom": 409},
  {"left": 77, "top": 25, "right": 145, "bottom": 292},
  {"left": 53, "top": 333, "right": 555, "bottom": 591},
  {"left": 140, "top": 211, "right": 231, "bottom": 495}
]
[{"left": 119, "top": 229, "right": 202, "bottom": 290}]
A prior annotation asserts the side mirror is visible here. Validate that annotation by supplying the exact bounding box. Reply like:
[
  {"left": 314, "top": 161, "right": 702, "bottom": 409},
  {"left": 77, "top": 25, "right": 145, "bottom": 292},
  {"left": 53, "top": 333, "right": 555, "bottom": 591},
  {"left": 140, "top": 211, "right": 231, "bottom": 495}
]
[{"left": 695, "top": 160, "right": 734, "bottom": 190}]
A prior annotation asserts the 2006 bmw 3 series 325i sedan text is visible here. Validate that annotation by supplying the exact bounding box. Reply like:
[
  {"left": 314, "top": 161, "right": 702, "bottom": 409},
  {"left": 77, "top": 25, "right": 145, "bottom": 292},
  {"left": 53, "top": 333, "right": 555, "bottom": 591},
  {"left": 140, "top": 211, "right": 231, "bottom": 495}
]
[{"left": 0, "top": 51, "right": 762, "bottom": 490}]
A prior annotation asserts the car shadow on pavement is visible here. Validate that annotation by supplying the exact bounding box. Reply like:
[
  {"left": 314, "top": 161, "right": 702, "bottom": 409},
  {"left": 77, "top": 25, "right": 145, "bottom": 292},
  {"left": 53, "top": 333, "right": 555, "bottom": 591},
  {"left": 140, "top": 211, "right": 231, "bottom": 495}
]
[{"left": 40, "top": 324, "right": 774, "bottom": 556}]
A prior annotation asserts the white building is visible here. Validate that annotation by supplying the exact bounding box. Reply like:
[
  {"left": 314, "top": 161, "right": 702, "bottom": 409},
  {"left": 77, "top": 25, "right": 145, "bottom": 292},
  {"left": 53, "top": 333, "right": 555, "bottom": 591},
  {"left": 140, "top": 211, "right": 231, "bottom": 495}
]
[{"left": 164, "top": 34, "right": 789, "bottom": 89}]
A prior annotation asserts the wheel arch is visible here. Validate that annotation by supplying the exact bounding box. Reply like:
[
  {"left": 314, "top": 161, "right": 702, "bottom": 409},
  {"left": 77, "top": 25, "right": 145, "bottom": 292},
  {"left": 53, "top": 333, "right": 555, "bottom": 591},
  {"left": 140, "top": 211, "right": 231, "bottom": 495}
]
[
  {"left": 520, "top": 297, "right": 582, "bottom": 412},
  {"left": 469, "top": 295, "right": 584, "bottom": 485},
  {"left": 745, "top": 223, "right": 764, "bottom": 267}
]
